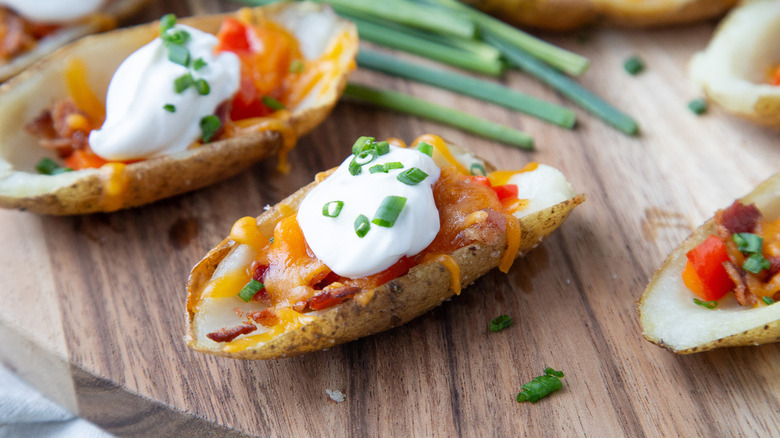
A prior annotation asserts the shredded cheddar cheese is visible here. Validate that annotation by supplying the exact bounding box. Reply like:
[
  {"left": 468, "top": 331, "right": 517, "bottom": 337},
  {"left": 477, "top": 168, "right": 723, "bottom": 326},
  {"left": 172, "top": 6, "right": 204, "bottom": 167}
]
[
  {"left": 413, "top": 134, "right": 470, "bottom": 176},
  {"left": 65, "top": 58, "right": 105, "bottom": 126},
  {"left": 423, "top": 253, "right": 461, "bottom": 295},
  {"left": 99, "top": 162, "right": 129, "bottom": 212},
  {"left": 498, "top": 214, "right": 523, "bottom": 273}
]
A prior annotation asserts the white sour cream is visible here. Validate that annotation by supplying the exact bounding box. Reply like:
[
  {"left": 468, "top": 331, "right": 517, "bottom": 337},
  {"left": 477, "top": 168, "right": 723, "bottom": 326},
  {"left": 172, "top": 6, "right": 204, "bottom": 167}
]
[
  {"left": 0, "top": 0, "right": 105, "bottom": 23},
  {"left": 89, "top": 24, "right": 241, "bottom": 161},
  {"left": 509, "top": 164, "right": 575, "bottom": 218},
  {"left": 297, "top": 146, "right": 441, "bottom": 279}
]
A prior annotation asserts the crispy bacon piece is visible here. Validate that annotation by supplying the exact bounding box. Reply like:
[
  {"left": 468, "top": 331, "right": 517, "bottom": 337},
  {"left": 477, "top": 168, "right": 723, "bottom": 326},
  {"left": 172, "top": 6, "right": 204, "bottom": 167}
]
[
  {"left": 206, "top": 323, "right": 256, "bottom": 343},
  {"left": 307, "top": 285, "right": 360, "bottom": 311},
  {"left": 722, "top": 261, "right": 759, "bottom": 307},
  {"left": 247, "top": 309, "right": 279, "bottom": 327},
  {"left": 457, "top": 208, "right": 507, "bottom": 246},
  {"left": 717, "top": 201, "right": 761, "bottom": 235},
  {"left": 25, "top": 100, "right": 92, "bottom": 157}
]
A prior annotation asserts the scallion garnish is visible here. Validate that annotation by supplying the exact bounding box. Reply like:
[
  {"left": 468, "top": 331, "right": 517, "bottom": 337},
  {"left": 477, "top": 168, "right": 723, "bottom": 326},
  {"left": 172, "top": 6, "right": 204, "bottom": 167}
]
[
  {"left": 623, "top": 55, "right": 644, "bottom": 75},
  {"left": 261, "top": 95, "right": 285, "bottom": 110},
  {"left": 516, "top": 368, "right": 565, "bottom": 403},
  {"left": 693, "top": 298, "right": 718, "bottom": 309},
  {"left": 289, "top": 59, "right": 304, "bottom": 73},
  {"left": 174, "top": 73, "right": 194, "bottom": 93},
  {"left": 385, "top": 161, "right": 403, "bottom": 170},
  {"left": 489, "top": 315, "right": 511, "bottom": 332},
  {"left": 688, "top": 98, "right": 708, "bottom": 115},
  {"left": 200, "top": 115, "right": 221, "bottom": 143},
  {"left": 35, "top": 157, "right": 72, "bottom": 175},
  {"left": 349, "top": 149, "right": 378, "bottom": 176},
  {"left": 763, "top": 296, "right": 776, "bottom": 305},
  {"left": 322, "top": 201, "right": 344, "bottom": 218},
  {"left": 372, "top": 196, "right": 406, "bottom": 227},
  {"left": 352, "top": 136, "right": 375, "bottom": 155},
  {"left": 159, "top": 14, "right": 176, "bottom": 34},
  {"left": 470, "top": 163, "right": 486, "bottom": 176},
  {"left": 374, "top": 140, "right": 390, "bottom": 156},
  {"left": 162, "top": 28, "right": 190, "bottom": 46},
  {"left": 168, "top": 43, "right": 190, "bottom": 67},
  {"left": 733, "top": 233, "right": 763, "bottom": 254},
  {"left": 354, "top": 214, "right": 370, "bottom": 238},
  {"left": 416, "top": 141, "right": 433, "bottom": 156},
  {"left": 193, "top": 57, "right": 207, "bottom": 71},
  {"left": 743, "top": 254, "right": 771, "bottom": 274},
  {"left": 397, "top": 167, "right": 428, "bottom": 185},
  {"left": 163, "top": 104, "right": 176, "bottom": 113},
  {"left": 238, "top": 279, "right": 264, "bottom": 302},
  {"left": 195, "top": 78, "right": 210, "bottom": 95},
  {"left": 369, "top": 164, "right": 388, "bottom": 174}
]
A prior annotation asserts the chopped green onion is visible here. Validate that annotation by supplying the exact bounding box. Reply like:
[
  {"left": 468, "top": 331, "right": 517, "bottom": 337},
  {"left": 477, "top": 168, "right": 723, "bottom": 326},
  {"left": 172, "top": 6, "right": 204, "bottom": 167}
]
[
  {"left": 195, "top": 79, "right": 210, "bottom": 95},
  {"left": 162, "top": 28, "right": 190, "bottom": 46},
  {"left": 238, "top": 279, "right": 264, "bottom": 302},
  {"left": 374, "top": 140, "right": 390, "bottom": 156},
  {"left": 354, "top": 214, "right": 370, "bottom": 238},
  {"left": 174, "top": 73, "right": 194, "bottom": 93},
  {"left": 385, "top": 161, "right": 403, "bottom": 170},
  {"left": 369, "top": 164, "right": 387, "bottom": 174},
  {"left": 397, "top": 167, "right": 429, "bottom": 185},
  {"left": 470, "top": 163, "right": 486, "bottom": 176},
  {"left": 159, "top": 14, "right": 176, "bottom": 34},
  {"left": 416, "top": 142, "right": 433, "bottom": 156},
  {"left": 35, "top": 157, "right": 72, "bottom": 175},
  {"left": 289, "top": 59, "right": 304, "bottom": 73},
  {"left": 193, "top": 57, "right": 207, "bottom": 71},
  {"left": 349, "top": 149, "right": 378, "bottom": 176},
  {"left": 485, "top": 33, "right": 638, "bottom": 136},
  {"left": 200, "top": 115, "right": 221, "bottom": 143},
  {"left": 372, "top": 195, "right": 407, "bottom": 227},
  {"left": 733, "top": 233, "right": 763, "bottom": 254},
  {"left": 322, "top": 201, "right": 344, "bottom": 218},
  {"left": 743, "top": 254, "right": 771, "bottom": 274},
  {"left": 357, "top": 48, "right": 576, "bottom": 128},
  {"left": 489, "top": 315, "right": 512, "bottom": 332},
  {"left": 688, "top": 98, "right": 708, "bottom": 115},
  {"left": 623, "top": 56, "right": 644, "bottom": 75},
  {"left": 516, "top": 368, "right": 565, "bottom": 403},
  {"left": 167, "top": 44, "right": 190, "bottom": 67},
  {"left": 352, "top": 136, "right": 375, "bottom": 155},
  {"left": 693, "top": 298, "right": 718, "bottom": 309},
  {"left": 763, "top": 296, "right": 776, "bottom": 305},
  {"left": 344, "top": 83, "right": 534, "bottom": 150},
  {"left": 163, "top": 104, "right": 176, "bottom": 113},
  {"left": 261, "top": 95, "right": 286, "bottom": 110}
]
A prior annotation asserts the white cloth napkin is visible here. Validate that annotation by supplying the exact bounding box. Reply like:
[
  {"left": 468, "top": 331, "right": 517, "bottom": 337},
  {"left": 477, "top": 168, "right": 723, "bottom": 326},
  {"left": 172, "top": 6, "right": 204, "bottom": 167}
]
[{"left": 0, "top": 364, "right": 111, "bottom": 438}]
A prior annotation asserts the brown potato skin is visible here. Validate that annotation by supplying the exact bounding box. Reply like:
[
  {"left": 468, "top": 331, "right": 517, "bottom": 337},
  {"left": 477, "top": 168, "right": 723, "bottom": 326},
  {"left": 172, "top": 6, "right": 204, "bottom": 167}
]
[
  {"left": 463, "top": 0, "right": 597, "bottom": 32},
  {"left": 186, "top": 162, "right": 584, "bottom": 360}
]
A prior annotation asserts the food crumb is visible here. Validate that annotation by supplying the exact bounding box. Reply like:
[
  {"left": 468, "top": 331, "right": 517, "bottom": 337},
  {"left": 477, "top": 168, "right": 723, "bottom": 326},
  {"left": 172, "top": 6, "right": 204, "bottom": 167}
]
[
  {"left": 687, "top": 98, "right": 708, "bottom": 115},
  {"left": 623, "top": 55, "right": 644, "bottom": 75},
  {"left": 263, "top": 204, "right": 272, "bottom": 211},
  {"left": 326, "top": 389, "right": 346, "bottom": 403}
]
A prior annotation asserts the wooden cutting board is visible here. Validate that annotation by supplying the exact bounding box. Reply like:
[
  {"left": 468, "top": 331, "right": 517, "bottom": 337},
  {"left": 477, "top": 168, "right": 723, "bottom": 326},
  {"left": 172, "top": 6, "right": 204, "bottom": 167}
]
[{"left": 1, "top": 1, "right": 778, "bottom": 436}]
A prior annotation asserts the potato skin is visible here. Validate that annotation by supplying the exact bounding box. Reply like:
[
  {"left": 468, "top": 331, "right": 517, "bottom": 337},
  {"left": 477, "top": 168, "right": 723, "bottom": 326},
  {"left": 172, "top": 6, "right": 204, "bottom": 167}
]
[
  {"left": 185, "top": 162, "right": 583, "bottom": 360},
  {"left": 463, "top": 0, "right": 596, "bottom": 32}
]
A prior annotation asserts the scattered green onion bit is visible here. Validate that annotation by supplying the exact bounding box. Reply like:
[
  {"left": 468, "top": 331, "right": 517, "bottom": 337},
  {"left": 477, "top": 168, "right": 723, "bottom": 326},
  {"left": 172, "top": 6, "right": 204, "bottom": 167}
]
[
  {"left": 195, "top": 78, "right": 210, "bottom": 96},
  {"left": 238, "top": 279, "right": 264, "bottom": 302},
  {"left": 623, "top": 55, "right": 644, "bottom": 75},
  {"left": 743, "top": 253, "right": 771, "bottom": 274},
  {"left": 369, "top": 164, "right": 388, "bottom": 174},
  {"left": 470, "top": 163, "right": 486, "bottom": 176},
  {"left": 397, "top": 167, "right": 428, "bottom": 185},
  {"left": 193, "top": 57, "right": 207, "bottom": 71},
  {"left": 261, "top": 95, "right": 285, "bottom": 111},
  {"left": 416, "top": 141, "right": 433, "bottom": 156},
  {"left": 159, "top": 14, "right": 176, "bottom": 34},
  {"left": 688, "top": 98, "right": 708, "bottom": 115},
  {"left": 693, "top": 298, "right": 718, "bottom": 309},
  {"left": 35, "top": 157, "right": 72, "bottom": 175},
  {"left": 289, "top": 59, "right": 304, "bottom": 73},
  {"left": 374, "top": 140, "right": 390, "bottom": 156},
  {"left": 489, "top": 315, "right": 512, "bottom": 332},
  {"left": 372, "top": 195, "right": 406, "bottom": 228},
  {"left": 322, "top": 200, "right": 344, "bottom": 218},
  {"left": 352, "top": 136, "right": 375, "bottom": 155},
  {"left": 162, "top": 28, "right": 190, "bottom": 46},
  {"left": 763, "top": 296, "right": 776, "bottom": 305},
  {"left": 174, "top": 73, "right": 194, "bottom": 93},
  {"left": 516, "top": 368, "right": 565, "bottom": 403},
  {"left": 168, "top": 43, "right": 190, "bottom": 67},
  {"left": 385, "top": 161, "right": 403, "bottom": 170},
  {"left": 354, "top": 214, "right": 370, "bottom": 238},
  {"left": 200, "top": 115, "right": 221, "bottom": 143},
  {"left": 163, "top": 104, "right": 176, "bottom": 113},
  {"left": 733, "top": 233, "right": 763, "bottom": 254}
]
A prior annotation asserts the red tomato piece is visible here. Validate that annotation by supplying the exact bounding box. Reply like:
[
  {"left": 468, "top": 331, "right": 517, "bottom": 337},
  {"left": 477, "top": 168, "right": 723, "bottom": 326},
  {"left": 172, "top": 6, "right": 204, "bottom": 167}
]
[
  {"left": 684, "top": 235, "right": 734, "bottom": 301},
  {"left": 492, "top": 184, "right": 518, "bottom": 201},
  {"left": 215, "top": 18, "right": 252, "bottom": 53}
]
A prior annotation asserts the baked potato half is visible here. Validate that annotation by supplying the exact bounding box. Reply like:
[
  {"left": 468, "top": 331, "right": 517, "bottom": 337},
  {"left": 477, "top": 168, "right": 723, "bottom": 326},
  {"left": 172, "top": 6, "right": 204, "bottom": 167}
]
[
  {"left": 463, "top": 0, "right": 737, "bottom": 31},
  {"left": 186, "top": 135, "right": 583, "bottom": 360},
  {"left": 0, "top": 0, "right": 152, "bottom": 82},
  {"left": 638, "top": 173, "right": 780, "bottom": 354},
  {"left": 690, "top": 0, "right": 780, "bottom": 129},
  {"left": 0, "top": 2, "right": 357, "bottom": 214}
]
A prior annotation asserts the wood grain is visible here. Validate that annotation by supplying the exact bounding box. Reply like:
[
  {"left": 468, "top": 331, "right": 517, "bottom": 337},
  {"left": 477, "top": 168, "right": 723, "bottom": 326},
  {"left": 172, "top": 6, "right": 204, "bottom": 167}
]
[{"left": 1, "top": 1, "right": 779, "bottom": 436}]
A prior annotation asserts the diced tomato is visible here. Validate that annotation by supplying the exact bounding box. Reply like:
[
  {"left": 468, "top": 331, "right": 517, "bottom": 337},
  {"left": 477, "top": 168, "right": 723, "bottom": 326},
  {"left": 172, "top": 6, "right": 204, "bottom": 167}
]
[
  {"left": 229, "top": 75, "right": 272, "bottom": 120},
  {"left": 65, "top": 147, "right": 108, "bottom": 170},
  {"left": 215, "top": 18, "right": 253, "bottom": 53},
  {"left": 682, "top": 235, "right": 734, "bottom": 301},
  {"left": 492, "top": 184, "right": 518, "bottom": 201},
  {"left": 771, "top": 65, "right": 780, "bottom": 86}
]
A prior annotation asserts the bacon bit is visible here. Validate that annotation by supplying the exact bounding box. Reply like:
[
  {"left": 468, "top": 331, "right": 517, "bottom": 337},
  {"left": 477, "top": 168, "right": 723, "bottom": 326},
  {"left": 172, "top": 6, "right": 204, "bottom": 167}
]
[
  {"left": 233, "top": 307, "right": 244, "bottom": 317},
  {"left": 25, "top": 100, "right": 92, "bottom": 157},
  {"left": 206, "top": 323, "right": 257, "bottom": 343},
  {"left": 723, "top": 261, "right": 759, "bottom": 307},
  {"left": 307, "top": 285, "right": 360, "bottom": 311},
  {"left": 313, "top": 271, "right": 340, "bottom": 290},
  {"left": 457, "top": 208, "right": 506, "bottom": 246},
  {"left": 773, "top": 291, "right": 780, "bottom": 302},
  {"left": 0, "top": 8, "right": 36, "bottom": 60},
  {"left": 247, "top": 309, "right": 280, "bottom": 327},
  {"left": 718, "top": 201, "right": 761, "bottom": 234}
]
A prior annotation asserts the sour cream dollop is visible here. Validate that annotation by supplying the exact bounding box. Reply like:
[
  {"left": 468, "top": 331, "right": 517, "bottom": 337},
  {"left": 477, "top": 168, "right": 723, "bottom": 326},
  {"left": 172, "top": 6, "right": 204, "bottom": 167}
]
[
  {"left": 509, "top": 164, "right": 575, "bottom": 218},
  {"left": 0, "top": 0, "right": 105, "bottom": 23},
  {"left": 89, "top": 24, "right": 241, "bottom": 161},
  {"left": 297, "top": 145, "right": 441, "bottom": 279}
]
